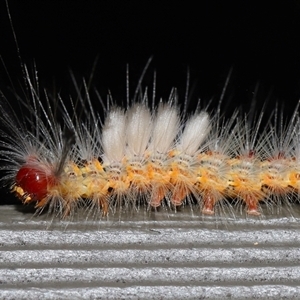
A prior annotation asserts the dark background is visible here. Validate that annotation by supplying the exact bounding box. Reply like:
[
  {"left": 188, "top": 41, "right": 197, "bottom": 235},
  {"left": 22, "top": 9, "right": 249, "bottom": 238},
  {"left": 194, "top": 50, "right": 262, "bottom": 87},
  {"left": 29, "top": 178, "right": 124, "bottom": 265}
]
[
  {"left": 1, "top": 1, "right": 300, "bottom": 110},
  {"left": 1, "top": 0, "right": 300, "bottom": 203}
]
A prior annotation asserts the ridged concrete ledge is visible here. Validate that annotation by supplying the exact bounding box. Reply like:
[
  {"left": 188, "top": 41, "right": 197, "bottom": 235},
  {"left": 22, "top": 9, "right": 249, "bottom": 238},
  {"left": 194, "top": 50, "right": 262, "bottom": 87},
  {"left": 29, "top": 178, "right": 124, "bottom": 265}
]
[{"left": 0, "top": 205, "right": 300, "bottom": 299}]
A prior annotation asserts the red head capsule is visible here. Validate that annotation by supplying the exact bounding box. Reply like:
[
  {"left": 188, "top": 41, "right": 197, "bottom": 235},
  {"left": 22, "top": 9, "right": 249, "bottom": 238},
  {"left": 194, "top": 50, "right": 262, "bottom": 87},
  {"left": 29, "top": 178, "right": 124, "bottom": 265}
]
[{"left": 15, "top": 163, "right": 56, "bottom": 202}]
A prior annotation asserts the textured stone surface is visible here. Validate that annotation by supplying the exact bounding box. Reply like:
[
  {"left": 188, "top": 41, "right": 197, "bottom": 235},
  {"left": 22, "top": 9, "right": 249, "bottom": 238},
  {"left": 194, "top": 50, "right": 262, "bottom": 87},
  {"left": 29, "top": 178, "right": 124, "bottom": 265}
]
[{"left": 0, "top": 205, "right": 300, "bottom": 299}]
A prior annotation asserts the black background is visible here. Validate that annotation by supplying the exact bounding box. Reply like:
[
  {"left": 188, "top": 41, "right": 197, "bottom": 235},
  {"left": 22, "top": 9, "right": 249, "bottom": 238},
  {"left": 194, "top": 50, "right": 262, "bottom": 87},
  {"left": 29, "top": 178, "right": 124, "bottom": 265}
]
[
  {"left": 1, "top": 1, "right": 300, "bottom": 110},
  {"left": 1, "top": 0, "right": 300, "bottom": 203}
]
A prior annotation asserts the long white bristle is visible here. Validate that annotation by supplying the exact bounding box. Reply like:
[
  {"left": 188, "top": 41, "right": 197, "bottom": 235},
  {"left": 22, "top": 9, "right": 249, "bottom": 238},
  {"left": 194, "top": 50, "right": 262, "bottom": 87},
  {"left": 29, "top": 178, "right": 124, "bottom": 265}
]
[
  {"left": 149, "top": 102, "right": 180, "bottom": 154},
  {"left": 101, "top": 107, "right": 126, "bottom": 164},
  {"left": 177, "top": 111, "right": 211, "bottom": 156},
  {"left": 125, "top": 103, "right": 152, "bottom": 158}
]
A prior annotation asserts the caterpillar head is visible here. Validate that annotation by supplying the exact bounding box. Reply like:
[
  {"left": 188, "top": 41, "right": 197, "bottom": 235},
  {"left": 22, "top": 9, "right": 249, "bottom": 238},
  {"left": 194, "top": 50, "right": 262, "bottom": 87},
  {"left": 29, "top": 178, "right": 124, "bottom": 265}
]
[{"left": 14, "top": 159, "right": 56, "bottom": 204}]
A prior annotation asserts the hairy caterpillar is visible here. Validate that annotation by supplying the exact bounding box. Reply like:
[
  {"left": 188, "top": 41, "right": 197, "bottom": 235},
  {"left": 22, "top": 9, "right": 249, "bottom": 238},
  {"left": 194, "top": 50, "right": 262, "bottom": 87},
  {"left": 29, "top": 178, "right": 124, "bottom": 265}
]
[
  {"left": 0, "top": 59, "right": 299, "bottom": 220},
  {"left": 1, "top": 1, "right": 300, "bottom": 221}
]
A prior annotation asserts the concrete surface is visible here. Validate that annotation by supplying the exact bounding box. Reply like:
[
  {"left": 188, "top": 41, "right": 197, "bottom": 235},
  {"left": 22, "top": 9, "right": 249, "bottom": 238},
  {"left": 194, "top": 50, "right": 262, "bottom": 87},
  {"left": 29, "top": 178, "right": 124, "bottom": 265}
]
[{"left": 0, "top": 204, "right": 300, "bottom": 299}]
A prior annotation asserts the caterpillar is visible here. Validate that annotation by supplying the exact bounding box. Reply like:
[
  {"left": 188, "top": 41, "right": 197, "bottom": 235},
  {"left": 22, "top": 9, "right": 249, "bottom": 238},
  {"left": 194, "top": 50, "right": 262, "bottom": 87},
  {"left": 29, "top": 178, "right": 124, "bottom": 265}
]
[
  {"left": 1, "top": 1, "right": 300, "bottom": 221},
  {"left": 0, "top": 59, "right": 300, "bottom": 220}
]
